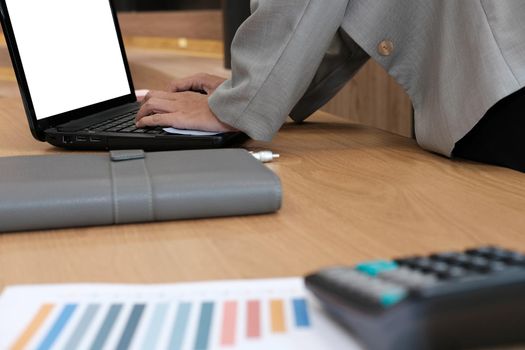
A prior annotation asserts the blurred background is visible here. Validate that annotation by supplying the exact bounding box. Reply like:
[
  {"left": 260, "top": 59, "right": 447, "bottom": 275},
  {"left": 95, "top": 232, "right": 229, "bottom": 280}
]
[
  {"left": 114, "top": 0, "right": 251, "bottom": 70},
  {"left": 0, "top": 0, "right": 412, "bottom": 137},
  {"left": 113, "top": 0, "right": 221, "bottom": 11}
]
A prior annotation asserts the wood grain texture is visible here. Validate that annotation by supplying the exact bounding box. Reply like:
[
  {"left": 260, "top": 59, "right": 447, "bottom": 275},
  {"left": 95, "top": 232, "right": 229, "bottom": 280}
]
[
  {"left": 0, "top": 46, "right": 11, "bottom": 69},
  {"left": 124, "top": 36, "right": 223, "bottom": 58},
  {"left": 117, "top": 11, "right": 223, "bottom": 41},
  {"left": 127, "top": 47, "right": 230, "bottom": 90},
  {"left": 0, "top": 10, "right": 223, "bottom": 40},
  {"left": 322, "top": 60, "right": 414, "bottom": 138},
  {"left": 0, "top": 96, "right": 524, "bottom": 289}
]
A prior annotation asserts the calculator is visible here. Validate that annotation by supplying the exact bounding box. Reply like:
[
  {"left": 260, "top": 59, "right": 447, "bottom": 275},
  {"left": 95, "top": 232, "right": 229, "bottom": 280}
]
[{"left": 305, "top": 246, "right": 525, "bottom": 350}]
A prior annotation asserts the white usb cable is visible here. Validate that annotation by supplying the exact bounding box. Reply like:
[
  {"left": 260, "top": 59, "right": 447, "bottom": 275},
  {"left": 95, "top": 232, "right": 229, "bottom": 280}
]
[{"left": 250, "top": 151, "right": 280, "bottom": 163}]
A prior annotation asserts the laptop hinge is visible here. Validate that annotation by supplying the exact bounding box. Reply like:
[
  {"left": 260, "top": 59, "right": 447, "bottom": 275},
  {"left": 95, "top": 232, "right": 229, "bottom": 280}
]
[{"left": 56, "top": 102, "right": 139, "bottom": 132}]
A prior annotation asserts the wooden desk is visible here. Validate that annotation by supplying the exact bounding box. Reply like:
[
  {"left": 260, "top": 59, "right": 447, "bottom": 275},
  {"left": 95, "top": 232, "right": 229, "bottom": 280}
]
[{"left": 0, "top": 96, "right": 524, "bottom": 290}]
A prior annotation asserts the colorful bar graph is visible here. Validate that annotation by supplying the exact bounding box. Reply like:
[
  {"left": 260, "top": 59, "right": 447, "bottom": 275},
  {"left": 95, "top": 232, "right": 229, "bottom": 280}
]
[
  {"left": 37, "top": 304, "right": 77, "bottom": 350},
  {"left": 7, "top": 291, "right": 312, "bottom": 350},
  {"left": 141, "top": 303, "right": 169, "bottom": 349},
  {"left": 270, "top": 300, "right": 286, "bottom": 333},
  {"left": 11, "top": 304, "right": 54, "bottom": 350},
  {"left": 169, "top": 302, "right": 192, "bottom": 350},
  {"left": 63, "top": 304, "right": 100, "bottom": 350},
  {"left": 220, "top": 301, "right": 237, "bottom": 346},
  {"left": 90, "top": 304, "right": 123, "bottom": 350},
  {"left": 0, "top": 279, "right": 359, "bottom": 350},
  {"left": 116, "top": 304, "right": 145, "bottom": 350},
  {"left": 194, "top": 302, "right": 214, "bottom": 350},
  {"left": 293, "top": 299, "right": 311, "bottom": 327},
  {"left": 246, "top": 300, "right": 261, "bottom": 338}
]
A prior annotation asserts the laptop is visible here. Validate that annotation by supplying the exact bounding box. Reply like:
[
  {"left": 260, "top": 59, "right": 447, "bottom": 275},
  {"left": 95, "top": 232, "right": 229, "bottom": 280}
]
[{"left": 0, "top": 0, "right": 245, "bottom": 151}]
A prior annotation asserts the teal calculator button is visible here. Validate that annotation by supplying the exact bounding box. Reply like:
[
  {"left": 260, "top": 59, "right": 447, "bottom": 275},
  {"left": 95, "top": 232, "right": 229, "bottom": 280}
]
[
  {"left": 356, "top": 260, "right": 398, "bottom": 276},
  {"left": 380, "top": 290, "right": 407, "bottom": 307}
]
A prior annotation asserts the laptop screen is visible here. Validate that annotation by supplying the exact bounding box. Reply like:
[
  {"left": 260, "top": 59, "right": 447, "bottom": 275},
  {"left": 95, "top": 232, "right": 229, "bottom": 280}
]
[{"left": 5, "top": 0, "right": 132, "bottom": 120}]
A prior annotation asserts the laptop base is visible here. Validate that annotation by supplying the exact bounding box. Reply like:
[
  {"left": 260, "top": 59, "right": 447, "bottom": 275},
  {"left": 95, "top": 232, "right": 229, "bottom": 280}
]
[{"left": 45, "top": 130, "right": 248, "bottom": 152}]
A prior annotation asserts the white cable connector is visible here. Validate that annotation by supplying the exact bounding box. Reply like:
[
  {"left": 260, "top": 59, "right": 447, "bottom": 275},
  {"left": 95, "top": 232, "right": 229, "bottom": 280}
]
[{"left": 250, "top": 150, "right": 280, "bottom": 163}]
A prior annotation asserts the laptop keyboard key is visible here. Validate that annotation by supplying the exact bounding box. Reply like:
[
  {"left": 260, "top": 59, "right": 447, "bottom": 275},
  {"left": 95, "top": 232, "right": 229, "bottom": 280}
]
[
  {"left": 84, "top": 112, "right": 139, "bottom": 134},
  {"left": 120, "top": 127, "right": 137, "bottom": 133}
]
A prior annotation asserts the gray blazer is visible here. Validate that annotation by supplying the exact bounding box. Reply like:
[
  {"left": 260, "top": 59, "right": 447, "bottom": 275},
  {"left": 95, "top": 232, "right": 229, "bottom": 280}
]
[{"left": 209, "top": 0, "right": 525, "bottom": 156}]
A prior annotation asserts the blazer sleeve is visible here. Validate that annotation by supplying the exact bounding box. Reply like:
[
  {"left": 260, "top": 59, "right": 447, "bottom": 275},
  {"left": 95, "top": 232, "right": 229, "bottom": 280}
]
[
  {"left": 208, "top": 0, "right": 353, "bottom": 141},
  {"left": 290, "top": 31, "right": 369, "bottom": 123}
]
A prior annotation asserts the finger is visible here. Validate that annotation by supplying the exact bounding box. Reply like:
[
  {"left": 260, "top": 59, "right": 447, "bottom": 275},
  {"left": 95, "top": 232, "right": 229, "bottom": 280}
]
[
  {"left": 135, "top": 113, "right": 182, "bottom": 128},
  {"left": 135, "top": 98, "right": 178, "bottom": 120},
  {"left": 136, "top": 110, "right": 211, "bottom": 131},
  {"left": 142, "top": 90, "right": 179, "bottom": 104},
  {"left": 168, "top": 73, "right": 209, "bottom": 93}
]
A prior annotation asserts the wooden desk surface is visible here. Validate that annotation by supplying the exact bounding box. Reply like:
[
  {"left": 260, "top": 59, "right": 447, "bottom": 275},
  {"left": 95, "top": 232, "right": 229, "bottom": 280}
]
[{"left": 0, "top": 96, "right": 524, "bottom": 290}]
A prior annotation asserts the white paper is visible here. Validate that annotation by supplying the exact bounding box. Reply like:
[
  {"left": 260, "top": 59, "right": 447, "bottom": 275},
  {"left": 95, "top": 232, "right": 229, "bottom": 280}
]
[
  {"left": 163, "top": 128, "right": 222, "bottom": 136},
  {"left": 135, "top": 89, "right": 150, "bottom": 101},
  {"left": 0, "top": 278, "right": 362, "bottom": 350}
]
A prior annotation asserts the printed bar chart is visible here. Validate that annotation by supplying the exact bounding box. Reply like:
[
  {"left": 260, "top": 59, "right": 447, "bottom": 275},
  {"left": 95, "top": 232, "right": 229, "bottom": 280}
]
[
  {"left": 169, "top": 302, "right": 192, "bottom": 350},
  {"left": 220, "top": 301, "right": 237, "bottom": 346},
  {"left": 11, "top": 304, "right": 54, "bottom": 350},
  {"left": 0, "top": 278, "right": 362, "bottom": 350},
  {"left": 245, "top": 301, "right": 260, "bottom": 339},
  {"left": 270, "top": 300, "right": 286, "bottom": 333}
]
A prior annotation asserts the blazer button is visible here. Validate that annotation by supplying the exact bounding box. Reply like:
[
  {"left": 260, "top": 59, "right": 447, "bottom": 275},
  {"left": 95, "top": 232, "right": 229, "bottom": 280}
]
[{"left": 378, "top": 40, "right": 394, "bottom": 56}]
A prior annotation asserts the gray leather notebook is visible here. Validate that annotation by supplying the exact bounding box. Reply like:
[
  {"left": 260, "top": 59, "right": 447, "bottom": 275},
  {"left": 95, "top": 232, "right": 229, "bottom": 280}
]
[{"left": 0, "top": 149, "right": 282, "bottom": 232}]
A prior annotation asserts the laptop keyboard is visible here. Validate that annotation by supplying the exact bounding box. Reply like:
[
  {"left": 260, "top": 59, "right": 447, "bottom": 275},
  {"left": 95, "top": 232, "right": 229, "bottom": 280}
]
[{"left": 83, "top": 112, "right": 165, "bottom": 134}]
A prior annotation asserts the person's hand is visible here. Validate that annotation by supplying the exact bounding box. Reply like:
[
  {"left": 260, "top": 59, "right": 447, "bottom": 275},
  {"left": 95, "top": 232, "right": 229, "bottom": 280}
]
[
  {"left": 167, "top": 73, "right": 227, "bottom": 95},
  {"left": 135, "top": 90, "right": 237, "bottom": 132}
]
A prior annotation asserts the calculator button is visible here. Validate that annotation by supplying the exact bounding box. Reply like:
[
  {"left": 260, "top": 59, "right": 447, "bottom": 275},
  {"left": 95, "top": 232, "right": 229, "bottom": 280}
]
[
  {"left": 394, "top": 256, "right": 422, "bottom": 268},
  {"left": 317, "top": 268, "right": 408, "bottom": 308},
  {"left": 505, "top": 253, "right": 525, "bottom": 266},
  {"left": 428, "top": 262, "right": 451, "bottom": 277},
  {"left": 356, "top": 260, "right": 398, "bottom": 277},
  {"left": 447, "top": 253, "right": 472, "bottom": 267},
  {"left": 440, "top": 266, "right": 468, "bottom": 280},
  {"left": 482, "top": 247, "right": 525, "bottom": 264},
  {"left": 487, "top": 261, "right": 507, "bottom": 272},
  {"left": 379, "top": 289, "right": 407, "bottom": 307},
  {"left": 379, "top": 267, "right": 437, "bottom": 289},
  {"left": 430, "top": 252, "right": 462, "bottom": 263},
  {"left": 490, "top": 249, "right": 515, "bottom": 260},
  {"left": 411, "top": 258, "right": 435, "bottom": 272},
  {"left": 466, "top": 246, "right": 498, "bottom": 257},
  {"left": 468, "top": 257, "right": 491, "bottom": 272}
]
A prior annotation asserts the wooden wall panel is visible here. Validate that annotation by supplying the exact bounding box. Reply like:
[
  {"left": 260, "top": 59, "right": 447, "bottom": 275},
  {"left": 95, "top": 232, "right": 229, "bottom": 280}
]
[{"left": 117, "top": 11, "right": 223, "bottom": 40}]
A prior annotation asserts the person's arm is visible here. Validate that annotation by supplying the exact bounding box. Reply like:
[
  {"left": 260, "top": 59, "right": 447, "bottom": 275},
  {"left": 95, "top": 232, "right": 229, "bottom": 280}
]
[
  {"left": 209, "top": 0, "right": 351, "bottom": 141},
  {"left": 289, "top": 31, "right": 369, "bottom": 123},
  {"left": 136, "top": 0, "right": 361, "bottom": 135}
]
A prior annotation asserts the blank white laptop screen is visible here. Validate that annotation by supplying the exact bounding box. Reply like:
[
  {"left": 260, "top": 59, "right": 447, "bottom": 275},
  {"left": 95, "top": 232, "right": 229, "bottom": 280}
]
[{"left": 5, "top": 0, "right": 132, "bottom": 120}]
